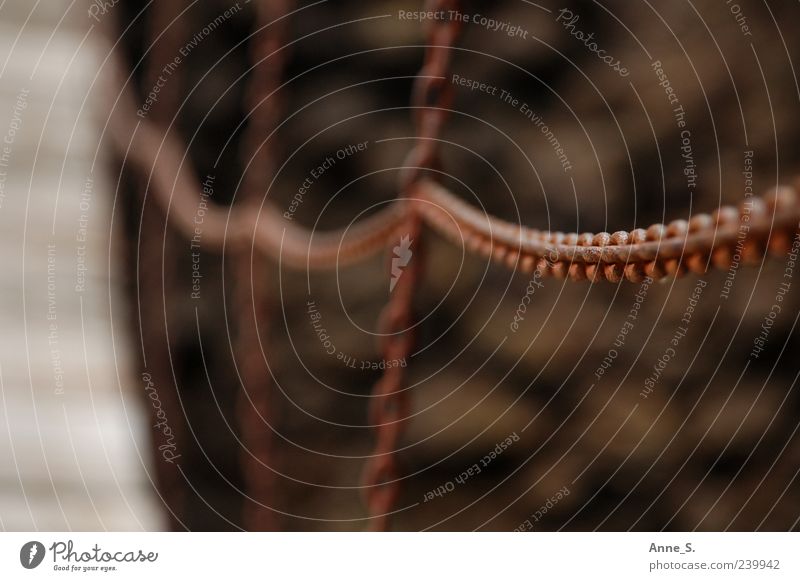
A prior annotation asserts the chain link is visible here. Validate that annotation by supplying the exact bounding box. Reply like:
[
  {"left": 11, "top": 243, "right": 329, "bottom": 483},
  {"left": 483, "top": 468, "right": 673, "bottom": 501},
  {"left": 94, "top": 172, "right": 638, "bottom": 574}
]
[{"left": 412, "top": 179, "right": 800, "bottom": 282}]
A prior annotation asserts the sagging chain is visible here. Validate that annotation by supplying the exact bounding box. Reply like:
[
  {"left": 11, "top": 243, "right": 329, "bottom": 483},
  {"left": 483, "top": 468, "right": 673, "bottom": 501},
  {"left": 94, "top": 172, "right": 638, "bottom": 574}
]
[
  {"left": 361, "top": 0, "right": 463, "bottom": 532},
  {"left": 233, "top": 0, "right": 292, "bottom": 531},
  {"left": 108, "top": 14, "right": 800, "bottom": 286},
  {"left": 110, "top": 88, "right": 800, "bottom": 281},
  {"left": 412, "top": 179, "right": 800, "bottom": 282}
]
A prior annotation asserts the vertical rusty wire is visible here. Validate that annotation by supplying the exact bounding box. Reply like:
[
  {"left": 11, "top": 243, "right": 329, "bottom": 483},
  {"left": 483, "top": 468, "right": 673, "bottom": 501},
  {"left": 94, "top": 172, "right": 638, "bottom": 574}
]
[
  {"left": 233, "top": 0, "right": 292, "bottom": 531},
  {"left": 362, "top": 0, "right": 463, "bottom": 531},
  {"left": 137, "top": 0, "right": 188, "bottom": 529}
]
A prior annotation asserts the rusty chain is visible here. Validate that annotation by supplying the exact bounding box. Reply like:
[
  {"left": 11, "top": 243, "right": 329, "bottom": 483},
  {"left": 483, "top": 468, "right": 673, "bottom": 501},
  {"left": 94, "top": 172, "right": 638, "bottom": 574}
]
[
  {"left": 106, "top": 62, "right": 800, "bottom": 283},
  {"left": 412, "top": 180, "right": 800, "bottom": 282}
]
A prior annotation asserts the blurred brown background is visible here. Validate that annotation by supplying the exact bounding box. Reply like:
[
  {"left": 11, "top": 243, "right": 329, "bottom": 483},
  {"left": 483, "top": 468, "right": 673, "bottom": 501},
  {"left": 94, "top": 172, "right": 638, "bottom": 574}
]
[
  {"left": 2, "top": 0, "right": 798, "bottom": 532},
  {"left": 114, "top": 0, "right": 800, "bottom": 531}
]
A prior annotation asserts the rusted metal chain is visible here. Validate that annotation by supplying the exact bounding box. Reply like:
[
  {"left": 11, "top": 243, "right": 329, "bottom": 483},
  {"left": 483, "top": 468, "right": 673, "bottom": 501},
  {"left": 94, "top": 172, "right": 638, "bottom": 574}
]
[
  {"left": 412, "top": 179, "right": 800, "bottom": 282},
  {"left": 361, "top": 0, "right": 464, "bottom": 531},
  {"left": 106, "top": 71, "right": 407, "bottom": 268},
  {"left": 106, "top": 56, "right": 800, "bottom": 283},
  {"left": 233, "top": 0, "right": 292, "bottom": 532}
]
